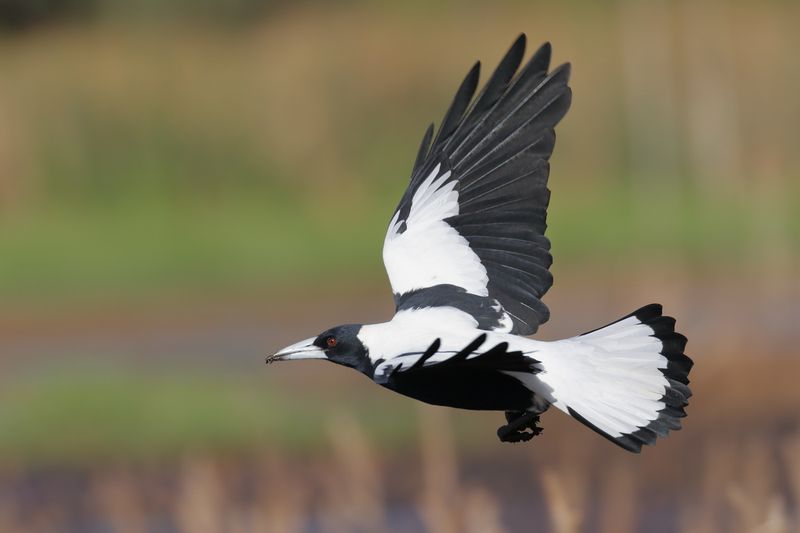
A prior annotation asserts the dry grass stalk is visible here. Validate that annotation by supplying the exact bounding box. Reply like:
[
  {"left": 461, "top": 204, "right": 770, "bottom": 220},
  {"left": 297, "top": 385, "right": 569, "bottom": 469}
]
[
  {"left": 321, "top": 411, "right": 386, "bottom": 533},
  {"left": 246, "top": 452, "right": 307, "bottom": 533},
  {"left": 679, "top": 441, "right": 735, "bottom": 533},
  {"left": 781, "top": 433, "right": 800, "bottom": 527},
  {"left": 26, "top": 506, "right": 66, "bottom": 533},
  {"left": 175, "top": 456, "right": 225, "bottom": 533},
  {"left": 418, "top": 405, "right": 461, "bottom": 533},
  {"left": 597, "top": 461, "right": 637, "bottom": 533},
  {"left": 540, "top": 466, "right": 588, "bottom": 533},
  {"left": 0, "top": 467, "right": 21, "bottom": 533},
  {"left": 90, "top": 467, "right": 147, "bottom": 533},
  {"left": 726, "top": 487, "right": 789, "bottom": 533},
  {"left": 680, "top": 0, "right": 743, "bottom": 193},
  {"left": 0, "top": 496, "right": 22, "bottom": 533},
  {"left": 723, "top": 439, "right": 791, "bottom": 533},
  {"left": 617, "top": 0, "right": 681, "bottom": 198},
  {"left": 461, "top": 485, "right": 507, "bottom": 533}
]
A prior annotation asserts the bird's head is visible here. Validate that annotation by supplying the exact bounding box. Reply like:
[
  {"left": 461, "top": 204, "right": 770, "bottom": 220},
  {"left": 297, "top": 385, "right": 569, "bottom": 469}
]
[{"left": 267, "top": 324, "right": 372, "bottom": 375}]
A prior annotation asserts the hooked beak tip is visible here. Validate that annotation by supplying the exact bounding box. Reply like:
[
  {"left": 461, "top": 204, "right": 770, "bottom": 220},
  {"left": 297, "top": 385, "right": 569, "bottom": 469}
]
[
  {"left": 267, "top": 337, "right": 324, "bottom": 365},
  {"left": 265, "top": 350, "right": 292, "bottom": 364}
]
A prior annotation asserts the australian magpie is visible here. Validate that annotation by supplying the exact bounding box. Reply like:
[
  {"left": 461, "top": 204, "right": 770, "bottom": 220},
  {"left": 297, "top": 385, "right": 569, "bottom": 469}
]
[{"left": 267, "top": 35, "right": 693, "bottom": 452}]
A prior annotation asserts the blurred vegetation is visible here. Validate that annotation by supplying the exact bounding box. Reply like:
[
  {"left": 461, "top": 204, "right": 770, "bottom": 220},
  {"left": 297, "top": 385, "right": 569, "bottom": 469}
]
[
  {"left": 2, "top": 359, "right": 800, "bottom": 532},
  {"left": 0, "top": 0, "right": 290, "bottom": 31},
  {"left": 0, "top": 3, "right": 798, "bottom": 516},
  {"left": 0, "top": 1, "right": 797, "bottom": 308},
  {"left": 0, "top": 363, "right": 430, "bottom": 464},
  {"left": 0, "top": 4, "right": 798, "bottom": 532}
]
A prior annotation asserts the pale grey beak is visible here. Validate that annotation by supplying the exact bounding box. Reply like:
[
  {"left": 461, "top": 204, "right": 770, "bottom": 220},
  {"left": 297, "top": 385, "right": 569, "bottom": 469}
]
[{"left": 267, "top": 337, "right": 325, "bottom": 364}]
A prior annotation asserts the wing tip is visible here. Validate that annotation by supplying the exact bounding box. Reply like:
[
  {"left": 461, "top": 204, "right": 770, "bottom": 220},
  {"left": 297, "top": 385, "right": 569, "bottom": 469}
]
[
  {"left": 467, "top": 60, "right": 481, "bottom": 88},
  {"left": 511, "top": 33, "right": 527, "bottom": 54},
  {"left": 529, "top": 41, "right": 552, "bottom": 73}
]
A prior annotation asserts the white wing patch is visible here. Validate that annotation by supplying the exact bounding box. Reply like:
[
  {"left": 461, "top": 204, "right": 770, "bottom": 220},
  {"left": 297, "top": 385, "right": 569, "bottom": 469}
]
[{"left": 383, "top": 164, "right": 489, "bottom": 297}]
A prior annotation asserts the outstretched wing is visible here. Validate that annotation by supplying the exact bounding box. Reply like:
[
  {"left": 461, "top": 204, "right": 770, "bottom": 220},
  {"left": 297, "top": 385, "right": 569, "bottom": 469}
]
[
  {"left": 373, "top": 334, "right": 541, "bottom": 410},
  {"left": 382, "top": 35, "right": 571, "bottom": 335}
]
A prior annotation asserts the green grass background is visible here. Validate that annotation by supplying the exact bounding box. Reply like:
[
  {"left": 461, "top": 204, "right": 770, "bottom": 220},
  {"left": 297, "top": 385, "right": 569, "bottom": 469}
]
[{"left": 0, "top": 0, "right": 798, "bottom": 463}]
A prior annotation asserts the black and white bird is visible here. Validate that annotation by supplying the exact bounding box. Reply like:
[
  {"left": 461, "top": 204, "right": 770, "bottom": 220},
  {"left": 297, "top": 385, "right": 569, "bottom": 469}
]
[{"left": 268, "top": 35, "right": 693, "bottom": 452}]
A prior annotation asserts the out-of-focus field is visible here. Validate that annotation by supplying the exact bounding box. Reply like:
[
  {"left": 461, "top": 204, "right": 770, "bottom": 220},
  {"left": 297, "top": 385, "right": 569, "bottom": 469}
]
[{"left": 0, "top": 0, "right": 798, "bottom": 531}]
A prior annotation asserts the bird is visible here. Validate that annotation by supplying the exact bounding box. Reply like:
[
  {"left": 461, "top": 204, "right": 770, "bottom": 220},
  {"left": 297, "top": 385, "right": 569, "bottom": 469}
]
[{"left": 267, "top": 34, "right": 693, "bottom": 453}]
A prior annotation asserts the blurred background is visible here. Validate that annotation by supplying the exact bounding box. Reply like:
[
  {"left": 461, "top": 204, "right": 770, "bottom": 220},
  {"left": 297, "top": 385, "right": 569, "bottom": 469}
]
[{"left": 0, "top": 0, "right": 798, "bottom": 531}]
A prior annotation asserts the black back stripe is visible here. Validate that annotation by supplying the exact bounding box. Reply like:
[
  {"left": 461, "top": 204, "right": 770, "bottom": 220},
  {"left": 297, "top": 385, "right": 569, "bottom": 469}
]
[{"left": 395, "top": 284, "right": 508, "bottom": 331}]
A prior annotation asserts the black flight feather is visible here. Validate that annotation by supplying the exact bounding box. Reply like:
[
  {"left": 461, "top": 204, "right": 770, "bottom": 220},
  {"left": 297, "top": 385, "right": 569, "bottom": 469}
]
[{"left": 389, "top": 34, "right": 572, "bottom": 335}]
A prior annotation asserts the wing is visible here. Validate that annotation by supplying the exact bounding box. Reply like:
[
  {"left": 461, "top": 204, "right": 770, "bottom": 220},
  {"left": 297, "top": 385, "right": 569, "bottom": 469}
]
[
  {"left": 382, "top": 34, "right": 572, "bottom": 335},
  {"left": 373, "top": 334, "right": 541, "bottom": 410}
]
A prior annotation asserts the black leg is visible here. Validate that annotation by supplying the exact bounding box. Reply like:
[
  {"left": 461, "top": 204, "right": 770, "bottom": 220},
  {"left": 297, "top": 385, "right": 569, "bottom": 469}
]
[
  {"left": 505, "top": 410, "right": 525, "bottom": 424},
  {"left": 497, "top": 411, "right": 543, "bottom": 443}
]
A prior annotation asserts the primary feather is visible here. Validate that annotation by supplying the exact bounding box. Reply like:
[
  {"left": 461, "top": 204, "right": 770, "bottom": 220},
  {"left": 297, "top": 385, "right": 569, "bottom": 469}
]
[{"left": 384, "top": 34, "right": 571, "bottom": 335}]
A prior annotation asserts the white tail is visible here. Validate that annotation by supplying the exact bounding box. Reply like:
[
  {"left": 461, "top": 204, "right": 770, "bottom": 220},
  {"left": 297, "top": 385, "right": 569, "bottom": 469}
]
[{"left": 534, "top": 304, "right": 693, "bottom": 452}]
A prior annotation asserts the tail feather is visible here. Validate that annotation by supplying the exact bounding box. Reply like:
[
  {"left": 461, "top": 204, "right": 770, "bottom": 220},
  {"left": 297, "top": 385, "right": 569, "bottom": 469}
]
[{"left": 538, "top": 304, "right": 693, "bottom": 453}]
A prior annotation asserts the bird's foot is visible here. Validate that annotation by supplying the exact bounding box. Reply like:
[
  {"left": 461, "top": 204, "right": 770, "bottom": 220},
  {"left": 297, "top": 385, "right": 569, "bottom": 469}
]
[{"left": 497, "top": 411, "right": 543, "bottom": 443}]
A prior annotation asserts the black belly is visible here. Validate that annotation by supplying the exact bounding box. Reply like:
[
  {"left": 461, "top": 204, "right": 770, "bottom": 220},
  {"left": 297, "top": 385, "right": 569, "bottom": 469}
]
[{"left": 380, "top": 368, "right": 534, "bottom": 411}]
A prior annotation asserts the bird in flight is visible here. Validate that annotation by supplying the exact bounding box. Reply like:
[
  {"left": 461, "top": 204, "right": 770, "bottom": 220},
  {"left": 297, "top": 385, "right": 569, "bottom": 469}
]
[{"left": 267, "top": 34, "right": 693, "bottom": 452}]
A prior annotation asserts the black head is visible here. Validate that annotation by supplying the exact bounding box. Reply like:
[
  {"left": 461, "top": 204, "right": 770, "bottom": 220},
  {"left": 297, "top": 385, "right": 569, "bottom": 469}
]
[
  {"left": 269, "top": 324, "right": 372, "bottom": 376},
  {"left": 312, "top": 324, "right": 370, "bottom": 374}
]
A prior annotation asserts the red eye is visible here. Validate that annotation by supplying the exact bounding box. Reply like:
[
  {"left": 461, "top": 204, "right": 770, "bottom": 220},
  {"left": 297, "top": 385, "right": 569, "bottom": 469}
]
[{"left": 326, "top": 337, "right": 337, "bottom": 348}]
